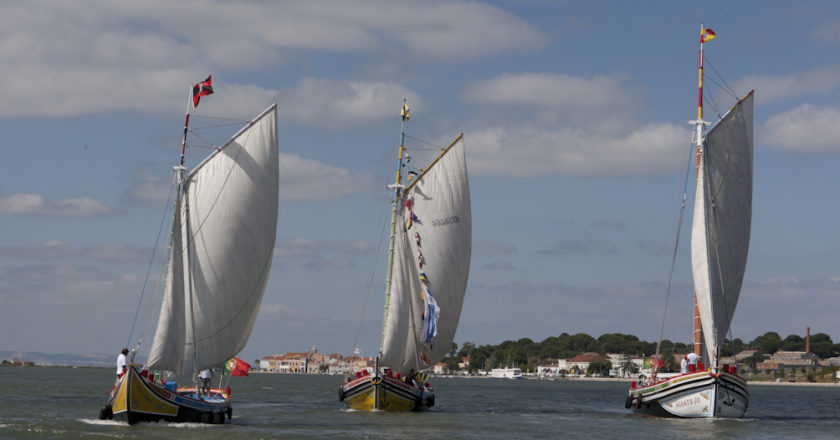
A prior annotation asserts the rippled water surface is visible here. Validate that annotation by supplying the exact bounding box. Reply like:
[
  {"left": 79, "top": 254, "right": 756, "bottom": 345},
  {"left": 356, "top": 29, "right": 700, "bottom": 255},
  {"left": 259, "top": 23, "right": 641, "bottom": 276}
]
[{"left": 1, "top": 367, "right": 839, "bottom": 439}]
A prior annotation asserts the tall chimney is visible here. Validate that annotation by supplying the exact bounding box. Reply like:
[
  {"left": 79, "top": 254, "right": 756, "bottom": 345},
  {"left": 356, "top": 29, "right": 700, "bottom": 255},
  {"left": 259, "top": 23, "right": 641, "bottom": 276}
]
[{"left": 806, "top": 327, "right": 811, "bottom": 353}]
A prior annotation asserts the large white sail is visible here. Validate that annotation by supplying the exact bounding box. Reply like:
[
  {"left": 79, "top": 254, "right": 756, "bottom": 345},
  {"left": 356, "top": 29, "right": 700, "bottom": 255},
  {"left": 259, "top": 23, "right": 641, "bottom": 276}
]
[
  {"left": 145, "top": 189, "right": 187, "bottom": 373},
  {"left": 379, "top": 135, "right": 471, "bottom": 373},
  {"left": 147, "top": 104, "right": 279, "bottom": 379},
  {"left": 691, "top": 92, "right": 753, "bottom": 363}
]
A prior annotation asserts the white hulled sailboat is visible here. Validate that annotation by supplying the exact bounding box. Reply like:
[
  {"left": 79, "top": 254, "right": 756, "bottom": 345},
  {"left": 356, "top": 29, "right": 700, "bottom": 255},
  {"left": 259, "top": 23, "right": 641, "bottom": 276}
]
[
  {"left": 627, "top": 25, "right": 753, "bottom": 418},
  {"left": 340, "top": 101, "right": 471, "bottom": 411}
]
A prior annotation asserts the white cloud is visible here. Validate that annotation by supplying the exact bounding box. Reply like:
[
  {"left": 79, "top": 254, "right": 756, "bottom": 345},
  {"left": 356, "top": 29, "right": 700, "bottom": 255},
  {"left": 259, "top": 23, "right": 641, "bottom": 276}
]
[
  {"left": 0, "top": 0, "right": 545, "bottom": 117},
  {"left": 732, "top": 65, "right": 840, "bottom": 103},
  {"left": 466, "top": 123, "right": 686, "bottom": 177},
  {"left": 126, "top": 172, "right": 175, "bottom": 205},
  {"left": 0, "top": 193, "right": 113, "bottom": 217},
  {"left": 462, "top": 73, "right": 639, "bottom": 128},
  {"left": 278, "top": 153, "right": 377, "bottom": 201},
  {"left": 124, "top": 152, "right": 375, "bottom": 205},
  {"left": 463, "top": 73, "right": 631, "bottom": 110},
  {"left": 273, "top": 79, "right": 423, "bottom": 127},
  {"left": 761, "top": 104, "right": 840, "bottom": 153}
]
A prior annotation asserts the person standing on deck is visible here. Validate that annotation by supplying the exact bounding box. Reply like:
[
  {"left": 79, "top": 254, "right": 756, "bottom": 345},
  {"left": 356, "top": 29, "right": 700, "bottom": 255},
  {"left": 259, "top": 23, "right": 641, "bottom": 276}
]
[
  {"left": 686, "top": 352, "right": 699, "bottom": 371},
  {"left": 680, "top": 356, "right": 689, "bottom": 374},
  {"left": 199, "top": 369, "right": 213, "bottom": 395},
  {"left": 116, "top": 348, "right": 128, "bottom": 377}
]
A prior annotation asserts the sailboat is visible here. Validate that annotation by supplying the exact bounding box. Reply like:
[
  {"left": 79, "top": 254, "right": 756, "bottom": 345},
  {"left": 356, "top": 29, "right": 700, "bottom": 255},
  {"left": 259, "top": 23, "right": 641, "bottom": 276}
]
[
  {"left": 339, "top": 101, "right": 471, "bottom": 411},
  {"left": 626, "top": 26, "right": 753, "bottom": 418},
  {"left": 99, "top": 77, "right": 279, "bottom": 424}
]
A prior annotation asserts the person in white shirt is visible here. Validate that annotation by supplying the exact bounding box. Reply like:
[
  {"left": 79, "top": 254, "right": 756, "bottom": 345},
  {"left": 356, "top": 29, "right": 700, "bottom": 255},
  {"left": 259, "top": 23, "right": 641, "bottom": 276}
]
[
  {"left": 116, "top": 348, "right": 128, "bottom": 377},
  {"left": 686, "top": 352, "right": 700, "bottom": 371},
  {"left": 680, "top": 356, "right": 688, "bottom": 374},
  {"left": 199, "top": 369, "right": 213, "bottom": 395}
]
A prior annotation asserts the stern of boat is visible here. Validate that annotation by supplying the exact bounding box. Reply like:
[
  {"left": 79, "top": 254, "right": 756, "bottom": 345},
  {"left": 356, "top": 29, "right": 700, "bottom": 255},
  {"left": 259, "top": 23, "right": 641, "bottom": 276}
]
[
  {"left": 340, "top": 374, "right": 429, "bottom": 412},
  {"left": 627, "top": 370, "right": 748, "bottom": 418}
]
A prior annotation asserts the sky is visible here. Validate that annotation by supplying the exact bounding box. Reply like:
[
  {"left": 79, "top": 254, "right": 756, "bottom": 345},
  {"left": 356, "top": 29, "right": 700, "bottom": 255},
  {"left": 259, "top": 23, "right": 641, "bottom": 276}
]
[{"left": 1, "top": 0, "right": 838, "bottom": 364}]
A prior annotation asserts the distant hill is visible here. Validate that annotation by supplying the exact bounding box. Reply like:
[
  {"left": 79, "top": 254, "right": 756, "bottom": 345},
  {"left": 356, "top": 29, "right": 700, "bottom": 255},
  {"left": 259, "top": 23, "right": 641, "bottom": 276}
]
[{"left": 0, "top": 351, "right": 146, "bottom": 367}]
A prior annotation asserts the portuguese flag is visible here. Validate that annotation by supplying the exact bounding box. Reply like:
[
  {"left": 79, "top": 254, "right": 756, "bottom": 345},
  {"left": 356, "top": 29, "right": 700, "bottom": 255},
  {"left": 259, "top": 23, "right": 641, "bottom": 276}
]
[{"left": 224, "top": 357, "right": 251, "bottom": 376}]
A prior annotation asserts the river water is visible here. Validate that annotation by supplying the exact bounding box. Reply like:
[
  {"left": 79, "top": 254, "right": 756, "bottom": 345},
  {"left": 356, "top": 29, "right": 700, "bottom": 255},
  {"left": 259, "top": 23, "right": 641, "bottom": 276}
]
[{"left": 1, "top": 367, "right": 839, "bottom": 439}]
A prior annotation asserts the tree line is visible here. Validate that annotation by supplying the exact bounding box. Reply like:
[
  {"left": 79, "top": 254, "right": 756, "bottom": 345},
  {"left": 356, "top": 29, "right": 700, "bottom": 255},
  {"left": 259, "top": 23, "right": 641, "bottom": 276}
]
[{"left": 442, "top": 331, "right": 840, "bottom": 373}]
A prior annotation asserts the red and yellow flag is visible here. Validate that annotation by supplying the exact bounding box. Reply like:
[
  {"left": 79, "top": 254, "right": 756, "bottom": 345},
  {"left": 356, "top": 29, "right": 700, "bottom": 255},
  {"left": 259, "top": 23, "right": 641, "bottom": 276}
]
[{"left": 701, "top": 28, "right": 716, "bottom": 43}]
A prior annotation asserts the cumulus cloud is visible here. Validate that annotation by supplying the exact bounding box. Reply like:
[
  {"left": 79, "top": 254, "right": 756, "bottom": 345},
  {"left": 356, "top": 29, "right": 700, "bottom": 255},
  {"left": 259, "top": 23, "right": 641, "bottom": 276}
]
[
  {"left": 278, "top": 153, "right": 378, "bottom": 201},
  {"left": 0, "top": 0, "right": 545, "bottom": 117},
  {"left": 459, "top": 73, "right": 686, "bottom": 177},
  {"left": 732, "top": 65, "right": 840, "bottom": 103},
  {"left": 125, "top": 172, "right": 175, "bottom": 205},
  {"left": 124, "top": 153, "right": 376, "bottom": 205},
  {"left": 462, "top": 73, "right": 641, "bottom": 129},
  {"left": 274, "top": 78, "right": 423, "bottom": 127},
  {"left": 761, "top": 104, "right": 840, "bottom": 153},
  {"left": 0, "top": 193, "right": 113, "bottom": 217},
  {"left": 466, "top": 123, "right": 686, "bottom": 177}
]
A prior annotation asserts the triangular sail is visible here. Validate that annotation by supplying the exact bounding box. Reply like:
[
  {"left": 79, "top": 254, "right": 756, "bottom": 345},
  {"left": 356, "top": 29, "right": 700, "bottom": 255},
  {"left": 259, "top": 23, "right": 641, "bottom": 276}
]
[
  {"left": 691, "top": 92, "right": 753, "bottom": 364},
  {"left": 379, "top": 136, "right": 471, "bottom": 373},
  {"left": 145, "top": 189, "right": 187, "bottom": 373},
  {"left": 146, "top": 104, "right": 279, "bottom": 379}
]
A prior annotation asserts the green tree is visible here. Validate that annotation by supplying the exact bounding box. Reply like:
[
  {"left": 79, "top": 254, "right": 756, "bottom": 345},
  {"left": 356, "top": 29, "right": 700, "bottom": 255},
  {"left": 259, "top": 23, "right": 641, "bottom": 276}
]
[
  {"left": 750, "top": 332, "right": 782, "bottom": 354},
  {"left": 781, "top": 334, "right": 805, "bottom": 352},
  {"left": 457, "top": 341, "right": 475, "bottom": 358},
  {"left": 448, "top": 342, "right": 458, "bottom": 357}
]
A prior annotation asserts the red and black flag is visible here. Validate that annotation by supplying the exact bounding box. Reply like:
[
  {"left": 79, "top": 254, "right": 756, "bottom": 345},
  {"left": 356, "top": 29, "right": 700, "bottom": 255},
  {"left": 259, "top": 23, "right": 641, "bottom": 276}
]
[{"left": 192, "top": 75, "right": 214, "bottom": 108}]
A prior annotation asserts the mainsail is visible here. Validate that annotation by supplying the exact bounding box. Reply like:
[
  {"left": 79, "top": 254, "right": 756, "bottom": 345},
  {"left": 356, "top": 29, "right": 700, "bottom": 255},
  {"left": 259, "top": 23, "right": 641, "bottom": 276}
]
[
  {"left": 691, "top": 92, "right": 753, "bottom": 364},
  {"left": 379, "top": 135, "right": 471, "bottom": 373},
  {"left": 146, "top": 104, "right": 279, "bottom": 379}
]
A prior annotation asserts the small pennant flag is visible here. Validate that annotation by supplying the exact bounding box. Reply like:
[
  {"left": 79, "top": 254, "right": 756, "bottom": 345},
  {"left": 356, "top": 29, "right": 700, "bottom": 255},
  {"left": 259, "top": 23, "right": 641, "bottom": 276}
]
[
  {"left": 401, "top": 101, "right": 410, "bottom": 121},
  {"left": 701, "top": 28, "right": 716, "bottom": 43},
  {"left": 420, "top": 351, "right": 431, "bottom": 365},
  {"left": 407, "top": 170, "right": 418, "bottom": 181},
  {"left": 414, "top": 232, "right": 421, "bottom": 246},
  {"left": 223, "top": 357, "right": 251, "bottom": 376},
  {"left": 419, "top": 272, "right": 429, "bottom": 284},
  {"left": 192, "top": 75, "right": 214, "bottom": 108}
]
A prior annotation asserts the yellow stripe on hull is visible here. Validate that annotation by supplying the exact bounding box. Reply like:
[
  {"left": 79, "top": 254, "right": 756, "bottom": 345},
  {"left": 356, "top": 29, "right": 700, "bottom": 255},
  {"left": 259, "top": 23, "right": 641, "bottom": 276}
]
[
  {"left": 128, "top": 370, "right": 179, "bottom": 416},
  {"left": 344, "top": 380, "right": 419, "bottom": 412},
  {"left": 111, "top": 375, "right": 129, "bottom": 414}
]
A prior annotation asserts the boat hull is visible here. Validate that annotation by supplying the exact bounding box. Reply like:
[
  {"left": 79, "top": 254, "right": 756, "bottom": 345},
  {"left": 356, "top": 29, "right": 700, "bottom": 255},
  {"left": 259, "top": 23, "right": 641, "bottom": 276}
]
[
  {"left": 100, "top": 367, "right": 231, "bottom": 425},
  {"left": 340, "top": 375, "right": 433, "bottom": 412},
  {"left": 627, "top": 370, "right": 748, "bottom": 418}
]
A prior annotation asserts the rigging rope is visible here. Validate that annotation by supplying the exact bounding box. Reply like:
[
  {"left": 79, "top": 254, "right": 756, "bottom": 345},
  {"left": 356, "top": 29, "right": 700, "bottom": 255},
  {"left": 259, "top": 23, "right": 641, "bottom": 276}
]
[
  {"left": 652, "top": 138, "right": 696, "bottom": 379},
  {"left": 126, "top": 175, "right": 177, "bottom": 350},
  {"left": 351, "top": 206, "right": 389, "bottom": 359}
]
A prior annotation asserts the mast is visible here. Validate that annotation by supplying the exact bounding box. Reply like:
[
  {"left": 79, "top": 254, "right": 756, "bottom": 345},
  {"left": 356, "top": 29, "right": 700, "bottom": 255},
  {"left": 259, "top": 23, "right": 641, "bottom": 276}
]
[
  {"left": 691, "top": 24, "right": 713, "bottom": 363},
  {"left": 380, "top": 99, "right": 410, "bottom": 357}
]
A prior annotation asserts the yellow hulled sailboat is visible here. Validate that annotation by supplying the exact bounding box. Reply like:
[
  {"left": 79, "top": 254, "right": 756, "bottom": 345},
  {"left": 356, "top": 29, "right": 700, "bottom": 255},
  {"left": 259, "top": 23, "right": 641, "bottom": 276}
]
[
  {"left": 340, "top": 101, "right": 472, "bottom": 411},
  {"left": 100, "top": 78, "right": 278, "bottom": 424}
]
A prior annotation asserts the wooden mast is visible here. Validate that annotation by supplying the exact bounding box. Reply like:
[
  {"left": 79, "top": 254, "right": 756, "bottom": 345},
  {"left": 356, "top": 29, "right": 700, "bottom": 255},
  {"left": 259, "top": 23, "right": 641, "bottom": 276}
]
[
  {"left": 380, "top": 99, "right": 409, "bottom": 355},
  {"left": 693, "top": 24, "right": 710, "bottom": 361}
]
